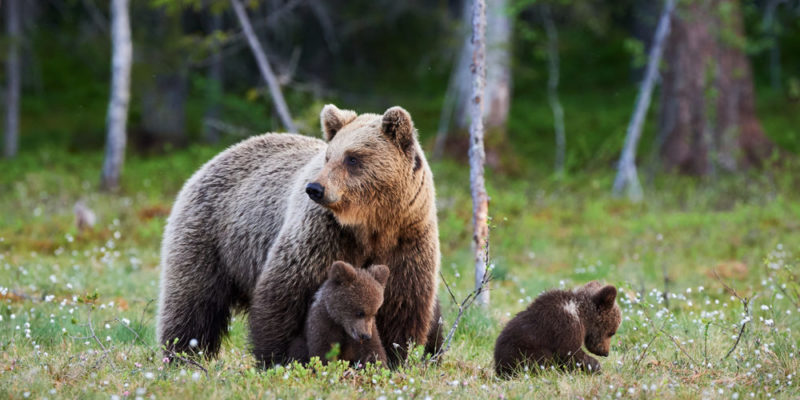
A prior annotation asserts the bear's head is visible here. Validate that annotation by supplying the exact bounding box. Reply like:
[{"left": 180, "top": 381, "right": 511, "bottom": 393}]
[
  {"left": 582, "top": 284, "right": 621, "bottom": 357},
  {"left": 306, "top": 104, "right": 427, "bottom": 227},
  {"left": 323, "top": 261, "right": 390, "bottom": 342}
]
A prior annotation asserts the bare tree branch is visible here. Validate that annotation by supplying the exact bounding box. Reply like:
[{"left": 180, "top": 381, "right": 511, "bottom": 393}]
[
  {"left": 230, "top": 0, "right": 297, "bottom": 132},
  {"left": 428, "top": 264, "right": 492, "bottom": 364},
  {"left": 713, "top": 270, "right": 756, "bottom": 360}
]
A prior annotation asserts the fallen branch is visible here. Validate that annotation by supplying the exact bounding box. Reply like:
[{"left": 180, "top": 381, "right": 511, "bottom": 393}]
[
  {"left": 428, "top": 263, "right": 492, "bottom": 364},
  {"left": 713, "top": 270, "right": 756, "bottom": 360},
  {"left": 165, "top": 349, "right": 209, "bottom": 377}
]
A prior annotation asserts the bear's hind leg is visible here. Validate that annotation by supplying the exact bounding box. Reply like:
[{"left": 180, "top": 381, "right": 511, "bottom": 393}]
[{"left": 158, "top": 269, "right": 237, "bottom": 359}]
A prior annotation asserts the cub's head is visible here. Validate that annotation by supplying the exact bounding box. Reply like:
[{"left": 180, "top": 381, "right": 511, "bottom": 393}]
[
  {"left": 306, "top": 104, "right": 427, "bottom": 226},
  {"left": 582, "top": 284, "right": 622, "bottom": 357},
  {"left": 323, "top": 261, "right": 390, "bottom": 342}
]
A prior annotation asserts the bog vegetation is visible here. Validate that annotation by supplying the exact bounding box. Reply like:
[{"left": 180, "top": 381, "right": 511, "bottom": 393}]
[{"left": 1, "top": 0, "right": 800, "bottom": 398}]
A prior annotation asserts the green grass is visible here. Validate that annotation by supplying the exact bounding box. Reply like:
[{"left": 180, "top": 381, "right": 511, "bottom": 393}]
[{"left": 1, "top": 145, "right": 799, "bottom": 399}]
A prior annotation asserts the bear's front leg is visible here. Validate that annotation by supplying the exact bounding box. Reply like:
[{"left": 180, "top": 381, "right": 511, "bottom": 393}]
[
  {"left": 567, "top": 348, "right": 601, "bottom": 373},
  {"left": 378, "top": 244, "right": 438, "bottom": 366}
]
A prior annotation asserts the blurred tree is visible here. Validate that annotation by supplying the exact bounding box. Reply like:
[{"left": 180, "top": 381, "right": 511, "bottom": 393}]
[
  {"left": 101, "top": 0, "right": 132, "bottom": 190},
  {"left": 230, "top": 0, "right": 296, "bottom": 132},
  {"left": 203, "top": 7, "right": 224, "bottom": 143},
  {"left": 540, "top": 4, "right": 565, "bottom": 176},
  {"left": 4, "top": 0, "right": 21, "bottom": 158},
  {"left": 433, "top": 0, "right": 512, "bottom": 161},
  {"left": 484, "top": 0, "right": 512, "bottom": 132},
  {"left": 613, "top": 0, "right": 675, "bottom": 201},
  {"left": 469, "top": 0, "right": 490, "bottom": 306},
  {"left": 658, "top": 0, "right": 773, "bottom": 175}
]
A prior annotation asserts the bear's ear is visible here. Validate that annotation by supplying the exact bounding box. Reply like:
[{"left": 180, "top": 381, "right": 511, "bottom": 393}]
[
  {"left": 329, "top": 261, "right": 357, "bottom": 285},
  {"left": 592, "top": 285, "right": 618, "bottom": 310},
  {"left": 320, "top": 104, "right": 357, "bottom": 141},
  {"left": 381, "top": 106, "right": 417, "bottom": 158},
  {"left": 368, "top": 264, "right": 390, "bottom": 287}
]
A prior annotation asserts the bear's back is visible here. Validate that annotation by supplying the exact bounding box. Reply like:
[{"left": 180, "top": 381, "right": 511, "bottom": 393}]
[{"left": 165, "top": 133, "right": 327, "bottom": 294}]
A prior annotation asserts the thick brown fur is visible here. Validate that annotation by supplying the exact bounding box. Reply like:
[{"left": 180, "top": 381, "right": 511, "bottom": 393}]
[
  {"left": 493, "top": 281, "right": 622, "bottom": 378},
  {"left": 288, "top": 261, "right": 389, "bottom": 366},
  {"left": 157, "top": 105, "right": 441, "bottom": 367}
]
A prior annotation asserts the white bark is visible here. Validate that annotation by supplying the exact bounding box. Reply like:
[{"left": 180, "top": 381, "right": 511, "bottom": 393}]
[
  {"left": 4, "top": 0, "right": 21, "bottom": 158},
  {"left": 101, "top": 0, "right": 132, "bottom": 190},
  {"left": 612, "top": 0, "right": 675, "bottom": 201},
  {"left": 469, "top": 0, "right": 490, "bottom": 306},
  {"left": 542, "top": 5, "right": 565, "bottom": 175},
  {"left": 231, "top": 0, "right": 297, "bottom": 133}
]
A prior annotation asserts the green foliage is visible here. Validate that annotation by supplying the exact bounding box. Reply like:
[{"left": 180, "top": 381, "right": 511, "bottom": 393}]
[{"left": 2, "top": 144, "right": 799, "bottom": 398}]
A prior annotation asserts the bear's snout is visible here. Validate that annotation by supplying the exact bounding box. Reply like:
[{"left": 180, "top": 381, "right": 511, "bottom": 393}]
[
  {"left": 359, "top": 332, "right": 371, "bottom": 341},
  {"left": 306, "top": 182, "right": 325, "bottom": 203}
]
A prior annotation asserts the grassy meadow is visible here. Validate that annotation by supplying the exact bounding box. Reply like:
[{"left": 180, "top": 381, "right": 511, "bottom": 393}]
[{"left": 1, "top": 140, "right": 799, "bottom": 399}]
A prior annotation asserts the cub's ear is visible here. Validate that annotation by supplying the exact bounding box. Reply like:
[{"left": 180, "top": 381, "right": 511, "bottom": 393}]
[
  {"left": 320, "top": 104, "right": 357, "bottom": 141},
  {"left": 592, "top": 285, "right": 618, "bottom": 310},
  {"left": 368, "top": 264, "right": 390, "bottom": 287},
  {"left": 381, "top": 106, "right": 417, "bottom": 157},
  {"left": 329, "top": 261, "right": 357, "bottom": 285}
]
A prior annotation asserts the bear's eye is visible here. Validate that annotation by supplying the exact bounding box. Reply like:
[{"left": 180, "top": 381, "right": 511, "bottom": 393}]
[
  {"left": 344, "top": 155, "right": 360, "bottom": 167},
  {"left": 356, "top": 310, "right": 366, "bottom": 318}
]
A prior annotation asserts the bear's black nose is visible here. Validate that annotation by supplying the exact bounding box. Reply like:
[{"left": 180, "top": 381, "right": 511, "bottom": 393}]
[
  {"left": 359, "top": 333, "right": 371, "bottom": 341},
  {"left": 305, "top": 182, "right": 325, "bottom": 202}
]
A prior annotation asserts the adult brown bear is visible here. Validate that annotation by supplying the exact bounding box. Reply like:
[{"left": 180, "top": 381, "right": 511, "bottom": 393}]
[{"left": 157, "top": 105, "right": 442, "bottom": 367}]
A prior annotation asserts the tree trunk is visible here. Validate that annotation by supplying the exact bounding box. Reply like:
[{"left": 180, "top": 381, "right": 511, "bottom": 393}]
[
  {"left": 432, "top": 0, "right": 472, "bottom": 159},
  {"left": 231, "top": 0, "right": 296, "bottom": 133},
  {"left": 613, "top": 0, "right": 675, "bottom": 201},
  {"left": 4, "top": 0, "right": 21, "bottom": 158},
  {"left": 469, "top": 0, "right": 490, "bottom": 306},
  {"left": 762, "top": 0, "right": 785, "bottom": 91},
  {"left": 541, "top": 5, "right": 566, "bottom": 176},
  {"left": 659, "top": 0, "right": 772, "bottom": 175},
  {"left": 483, "top": 0, "right": 511, "bottom": 132},
  {"left": 101, "top": 0, "right": 132, "bottom": 190}
]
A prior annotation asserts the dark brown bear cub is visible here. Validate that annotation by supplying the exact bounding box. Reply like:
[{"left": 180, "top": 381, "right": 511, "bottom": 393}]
[
  {"left": 288, "top": 261, "right": 389, "bottom": 366},
  {"left": 494, "top": 282, "right": 621, "bottom": 377}
]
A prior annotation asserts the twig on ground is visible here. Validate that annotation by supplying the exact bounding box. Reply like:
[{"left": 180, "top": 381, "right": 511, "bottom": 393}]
[
  {"left": 165, "top": 349, "right": 209, "bottom": 377},
  {"left": 713, "top": 270, "right": 756, "bottom": 360},
  {"left": 632, "top": 319, "right": 666, "bottom": 369},
  {"left": 428, "top": 263, "right": 492, "bottom": 364}
]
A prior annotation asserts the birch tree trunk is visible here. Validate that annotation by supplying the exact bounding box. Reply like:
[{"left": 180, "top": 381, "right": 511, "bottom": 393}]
[
  {"left": 4, "top": 0, "right": 21, "bottom": 158},
  {"left": 659, "top": 0, "right": 772, "bottom": 175},
  {"left": 612, "top": 0, "right": 675, "bottom": 201},
  {"left": 101, "top": 0, "right": 132, "bottom": 190},
  {"left": 541, "top": 5, "right": 565, "bottom": 175},
  {"left": 231, "top": 0, "right": 296, "bottom": 133},
  {"left": 469, "top": 0, "right": 490, "bottom": 306}
]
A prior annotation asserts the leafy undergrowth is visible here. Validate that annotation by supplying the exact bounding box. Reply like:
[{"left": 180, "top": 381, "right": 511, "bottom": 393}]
[{"left": 1, "top": 147, "right": 799, "bottom": 399}]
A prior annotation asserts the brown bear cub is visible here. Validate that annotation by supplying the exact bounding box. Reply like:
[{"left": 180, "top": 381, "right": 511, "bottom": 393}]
[
  {"left": 288, "top": 261, "right": 389, "bottom": 366},
  {"left": 494, "top": 281, "right": 621, "bottom": 377}
]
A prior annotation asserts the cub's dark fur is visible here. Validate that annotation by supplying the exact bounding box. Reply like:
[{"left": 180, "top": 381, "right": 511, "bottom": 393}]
[
  {"left": 288, "top": 261, "right": 389, "bottom": 366},
  {"left": 494, "top": 281, "right": 621, "bottom": 377}
]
